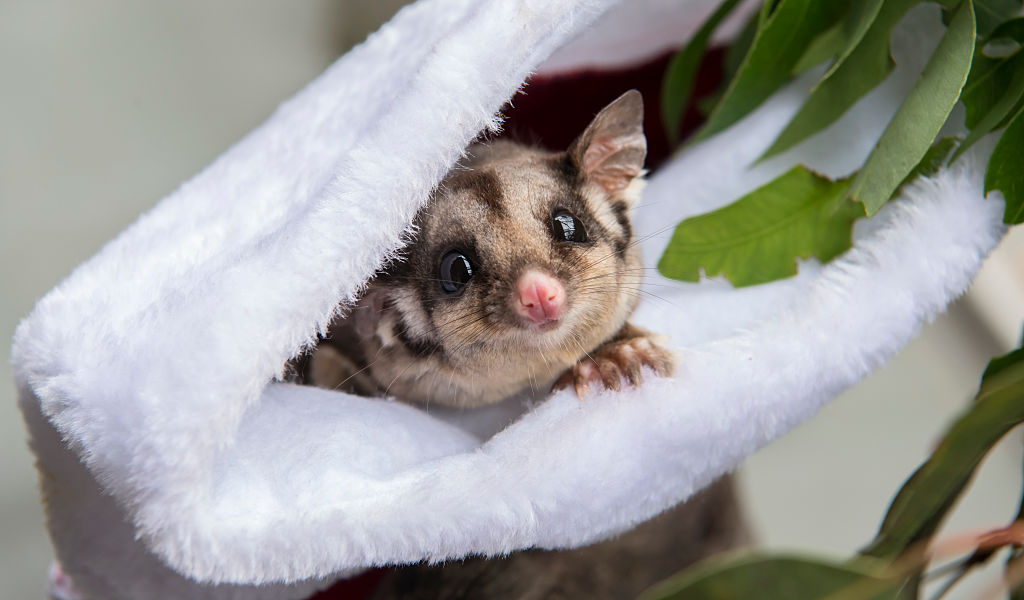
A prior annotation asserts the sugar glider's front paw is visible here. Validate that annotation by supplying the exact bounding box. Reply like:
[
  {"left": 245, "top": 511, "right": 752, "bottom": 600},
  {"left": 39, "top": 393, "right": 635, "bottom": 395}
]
[
  {"left": 554, "top": 325, "right": 674, "bottom": 397},
  {"left": 309, "top": 344, "right": 380, "bottom": 396}
]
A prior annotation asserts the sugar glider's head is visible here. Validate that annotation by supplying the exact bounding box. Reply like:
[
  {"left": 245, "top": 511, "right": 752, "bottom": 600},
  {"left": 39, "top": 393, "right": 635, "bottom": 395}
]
[{"left": 381, "top": 90, "right": 647, "bottom": 368}]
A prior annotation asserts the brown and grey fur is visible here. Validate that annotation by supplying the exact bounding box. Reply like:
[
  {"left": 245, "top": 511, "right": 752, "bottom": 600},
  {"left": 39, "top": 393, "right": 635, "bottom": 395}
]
[
  {"left": 302, "top": 91, "right": 749, "bottom": 597},
  {"left": 307, "top": 90, "right": 674, "bottom": 406}
]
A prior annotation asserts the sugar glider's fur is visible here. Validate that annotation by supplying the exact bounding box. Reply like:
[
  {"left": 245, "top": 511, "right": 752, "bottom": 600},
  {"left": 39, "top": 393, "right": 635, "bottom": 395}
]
[
  {"left": 301, "top": 91, "right": 748, "bottom": 597},
  {"left": 307, "top": 90, "right": 674, "bottom": 406}
]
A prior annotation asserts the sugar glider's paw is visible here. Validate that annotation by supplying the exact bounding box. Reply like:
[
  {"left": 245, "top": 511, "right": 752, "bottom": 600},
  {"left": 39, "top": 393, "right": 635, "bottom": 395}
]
[
  {"left": 554, "top": 325, "right": 674, "bottom": 397},
  {"left": 309, "top": 344, "right": 380, "bottom": 397}
]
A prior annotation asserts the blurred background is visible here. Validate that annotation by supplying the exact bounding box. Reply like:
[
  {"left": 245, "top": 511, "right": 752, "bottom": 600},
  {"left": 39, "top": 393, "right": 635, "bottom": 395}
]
[{"left": 2, "top": 2, "right": 1022, "bottom": 599}]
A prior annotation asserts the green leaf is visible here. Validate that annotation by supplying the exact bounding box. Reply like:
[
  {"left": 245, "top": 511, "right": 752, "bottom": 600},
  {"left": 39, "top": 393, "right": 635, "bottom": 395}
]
[
  {"left": 952, "top": 51, "right": 1024, "bottom": 161},
  {"left": 792, "top": 19, "right": 847, "bottom": 75},
  {"left": 638, "top": 553, "right": 901, "bottom": 600},
  {"left": 862, "top": 346, "right": 1024, "bottom": 561},
  {"left": 760, "top": 0, "right": 918, "bottom": 160},
  {"left": 987, "top": 15, "right": 1024, "bottom": 46},
  {"left": 897, "top": 137, "right": 959, "bottom": 191},
  {"left": 983, "top": 346, "right": 1024, "bottom": 391},
  {"left": 960, "top": 18, "right": 1024, "bottom": 130},
  {"left": 941, "top": 0, "right": 1020, "bottom": 37},
  {"left": 953, "top": 18, "right": 1024, "bottom": 162},
  {"left": 975, "top": 0, "right": 1023, "bottom": 38},
  {"left": 847, "top": 0, "right": 976, "bottom": 216},
  {"left": 985, "top": 105, "right": 1024, "bottom": 223},
  {"left": 760, "top": 0, "right": 781, "bottom": 26},
  {"left": 661, "top": 0, "right": 745, "bottom": 145},
  {"left": 694, "top": 0, "right": 846, "bottom": 143},
  {"left": 792, "top": 0, "right": 889, "bottom": 77},
  {"left": 657, "top": 166, "right": 862, "bottom": 287},
  {"left": 696, "top": 8, "right": 761, "bottom": 120},
  {"left": 820, "top": 0, "right": 888, "bottom": 81},
  {"left": 724, "top": 8, "right": 760, "bottom": 81},
  {"left": 962, "top": 49, "right": 1004, "bottom": 131}
]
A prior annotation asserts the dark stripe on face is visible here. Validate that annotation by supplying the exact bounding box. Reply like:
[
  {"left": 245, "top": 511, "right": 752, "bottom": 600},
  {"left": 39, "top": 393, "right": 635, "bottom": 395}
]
[
  {"left": 549, "top": 153, "right": 581, "bottom": 187},
  {"left": 448, "top": 170, "right": 506, "bottom": 217},
  {"left": 394, "top": 316, "right": 445, "bottom": 359},
  {"left": 610, "top": 200, "right": 632, "bottom": 257},
  {"left": 546, "top": 152, "right": 632, "bottom": 259},
  {"left": 610, "top": 201, "right": 630, "bottom": 235}
]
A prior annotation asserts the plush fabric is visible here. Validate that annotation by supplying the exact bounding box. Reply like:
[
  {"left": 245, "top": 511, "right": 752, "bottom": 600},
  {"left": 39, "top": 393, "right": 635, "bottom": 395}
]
[{"left": 12, "top": 0, "right": 1006, "bottom": 598}]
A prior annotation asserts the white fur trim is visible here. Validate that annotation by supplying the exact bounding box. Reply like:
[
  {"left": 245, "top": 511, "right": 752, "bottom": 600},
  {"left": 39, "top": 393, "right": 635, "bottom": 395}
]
[{"left": 12, "top": 1, "right": 1004, "bottom": 597}]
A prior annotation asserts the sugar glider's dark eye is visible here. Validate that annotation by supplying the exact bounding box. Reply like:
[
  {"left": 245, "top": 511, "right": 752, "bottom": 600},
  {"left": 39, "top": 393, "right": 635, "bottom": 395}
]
[
  {"left": 439, "top": 251, "right": 474, "bottom": 294},
  {"left": 551, "top": 210, "right": 588, "bottom": 243}
]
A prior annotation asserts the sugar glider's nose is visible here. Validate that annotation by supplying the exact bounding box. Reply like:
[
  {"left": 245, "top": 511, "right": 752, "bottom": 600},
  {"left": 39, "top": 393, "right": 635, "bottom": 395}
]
[{"left": 514, "top": 269, "right": 565, "bottom": 325}]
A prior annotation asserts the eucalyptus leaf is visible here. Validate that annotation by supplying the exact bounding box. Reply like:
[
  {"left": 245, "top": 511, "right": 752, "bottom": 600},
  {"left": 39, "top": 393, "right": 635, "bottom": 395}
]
[
  {"left": 847, "top": 0, "right": 976, "bottom": 216},
  {"left": 962, "top": 47, "right": 1004, "bottom": 130},
  {"left": 697, "top": 7, "right": 761, "bottom": 120},
  {"left": 792, "top": 19, "right": 846, "bottom": 75},
  {"left": 862, "top": 346, "right": 1024, "bottom": 561},
  {"left": 898, "top": 137, "right": 959, "bottom": 192},
  {"left": 940, "top": 0, "right": 1020, "bottom": 36},
  {"left": 987, "top": 15, "right": 1024, "bottom": 45},
  {"left": 661, "top": 0, "right": 744, "bottom": 145},
  {"left": 985, "top": 106, "right": 1024, "bottom": 223},
  {"left": 819, "top": 0, "right": 888, "bottom": 82},
  {"left": 694, "top": 0, "right": 845, "bottom": 143},
  {"left": 952, "top": 51, "right": 1024, "bottom": 161},
  {"left": 724, "top": 8, "right": 759, "bottom": 81},
  {"left": 975, "top": 0, "right": 1024, "bottom": 38},
  {"left": 962, "top": 18, "right": 1024, "bottom": 130},
  {"left": 760, "top": 0, "right": 781, "bottom": 27},
  {"left": 638, "top": 553, "right": 900, "bottom": 600},
  {"left": 982, "top": 19, "right": 1024, "bottom": 131},
  {"left": 760, "top": 0, "right": 918, "bottom": 160},
  {"left": 657, "top": 166, "right": 862, "bottom": 287}
]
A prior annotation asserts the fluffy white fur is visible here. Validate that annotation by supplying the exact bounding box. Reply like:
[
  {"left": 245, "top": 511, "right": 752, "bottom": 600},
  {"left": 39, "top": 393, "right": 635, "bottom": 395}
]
[{"left": 12, "top": 1, "right": 1006, "bottom": 598}]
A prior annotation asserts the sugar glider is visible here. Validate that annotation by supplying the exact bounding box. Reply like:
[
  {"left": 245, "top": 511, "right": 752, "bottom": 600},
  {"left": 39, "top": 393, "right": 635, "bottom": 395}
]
[
  {"left": 307, "top": 90, "right": 674, "bottom": 405},
  {"left": 302, "top": 91, "right": 748, "bottom": 599}
]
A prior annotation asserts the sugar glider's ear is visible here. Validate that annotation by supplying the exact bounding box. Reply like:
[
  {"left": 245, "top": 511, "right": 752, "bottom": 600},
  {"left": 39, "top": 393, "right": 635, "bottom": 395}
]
[{"left": 569, "top": 89, "right": 647, "bottom": 194}]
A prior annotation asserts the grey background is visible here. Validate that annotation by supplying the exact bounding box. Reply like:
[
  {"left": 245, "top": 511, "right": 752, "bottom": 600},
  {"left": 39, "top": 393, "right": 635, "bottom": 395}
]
[{"left": 2, "top": 2, "right": 1021, "bottom": 598}]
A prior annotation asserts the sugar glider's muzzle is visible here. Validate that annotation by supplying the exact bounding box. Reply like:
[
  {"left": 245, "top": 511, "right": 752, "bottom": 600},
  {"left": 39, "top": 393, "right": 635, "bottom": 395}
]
[{"left": 513, "top": 268, "right": 565, "bottom": 325}]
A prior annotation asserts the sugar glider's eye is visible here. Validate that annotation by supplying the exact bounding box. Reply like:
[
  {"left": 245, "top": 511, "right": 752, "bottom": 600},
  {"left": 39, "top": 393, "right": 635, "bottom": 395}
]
[
  {"left": 551, "top": 210, "right": 588, "bottom": 243},
  {"left": 439, "top": 251, "right": 474, "bottom": 294}
]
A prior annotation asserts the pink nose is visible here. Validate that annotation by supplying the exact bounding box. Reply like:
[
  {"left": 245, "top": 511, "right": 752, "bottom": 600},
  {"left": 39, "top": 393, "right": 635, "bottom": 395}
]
[{"left": 514, "top": 270, "right": 565, "bottom": 325}]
